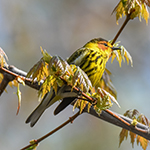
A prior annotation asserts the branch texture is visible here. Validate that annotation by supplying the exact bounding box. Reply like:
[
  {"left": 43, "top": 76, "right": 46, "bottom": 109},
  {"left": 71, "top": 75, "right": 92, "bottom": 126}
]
[{"left": 0, "top": 65, "right": 150, "bottom": 140}]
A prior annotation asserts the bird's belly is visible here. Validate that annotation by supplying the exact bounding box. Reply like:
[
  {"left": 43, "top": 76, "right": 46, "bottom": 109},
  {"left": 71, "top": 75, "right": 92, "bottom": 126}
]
[{"left": 88, "top": 68, "right": 104, "bottom": 86}]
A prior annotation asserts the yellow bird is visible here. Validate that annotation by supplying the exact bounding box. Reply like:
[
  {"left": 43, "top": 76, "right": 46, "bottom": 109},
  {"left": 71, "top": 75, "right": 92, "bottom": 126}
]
[{"left": 26, "top": 38, "right": 120, "bottom": 127}]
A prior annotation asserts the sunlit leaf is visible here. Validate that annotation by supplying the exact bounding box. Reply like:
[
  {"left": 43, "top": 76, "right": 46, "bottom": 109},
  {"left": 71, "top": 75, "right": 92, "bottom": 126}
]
[
  {"left": 91, "top": 88, "right": 115, "bottom": 114},
  {"left": 26, "top": 139, "right": 38, "bottom": 150},
  {"left": 0, "top": 47, "right": 8, "bottom": 68},
  {"left": 142, "top": 3, "right": 149, "bottom": 24},
  {"left": 87, "top": 102, "right": 92, "bottom": 113},
  {"left": 119, "top": 128, "right": 128, "bottom": 147},
  {"left": 131, "top": 118, "right": 138, "bottom": 126},
  {"left": 16, "top": 84, "right": 21, "bottom": 115},
  {"left": 112, "top": 0, "right": 150, "bottom": 24},
  {"left": 137, "top": 114, "right": 149, "bottom": 126},
  {"left": 73, "top": 83, "right": 119, "bottom": 115},
  {"left": 124, "top": 109, "right": 149, "bottom": 126},
  {"left": 26, "top": 58, "right": 49, "bottom": 83},
  {"left": 40, "top": 47, "right": 52, "bottom": 63},
  {"left": 79, "top": 99, "right": 88, "bottom": 114},
  {"left": 110, "top": 42, "right": 133, "bottom": 67},
  {"left": 71, "top": 65, "right": 92, "bottom": 92},
  {"left": 16, "top": 76, "right": 25, "bottom": 86},
  {"left": 111, "top": 53, "right": 117, "bottom": 63},
  {"left": 137, "top": 135, "right": 148, "bottom": 150},
  {"left": 101, "top": 88, "right": 120, "bottom": 108},
  {"left": 29, "top": 50, "right": 120, "bottom": 116},
  {"left": 73, "top": 98, "right": 80, "bottom": 111},
  {"left": 130, "top": 131, "right": 136, "bottom": 147},
  {"left": 38, "top": 75, "right": 53, "bottom": 99},
  {"left": 8, "top": 80, "right": 18, "bottom": 88},
  {"left": 120, "top": 109, "right": 150, "bottom": 149},
  {"left": 38, "top": 55, "right": 93, "bottom": 113},
  {"left": 0, "top": 73, "right": 3, "bottom": 85},
  {"left": 49, "top": 56, "right": 73, "bottom": 78},
  {"left": 96, "top": 69, "right": 117, "bottom": 99},
  {"left": 13, "top": 77, "right": 26, "bottom": 115},
  {"left": 26, "top": 48, "right": 51, "bottom": 83}
]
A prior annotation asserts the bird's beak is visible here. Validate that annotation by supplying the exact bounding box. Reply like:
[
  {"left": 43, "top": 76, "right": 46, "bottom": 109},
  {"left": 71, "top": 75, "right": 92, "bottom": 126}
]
[{"left": 112, "top": 47, "right": 121, "bottom": 51}]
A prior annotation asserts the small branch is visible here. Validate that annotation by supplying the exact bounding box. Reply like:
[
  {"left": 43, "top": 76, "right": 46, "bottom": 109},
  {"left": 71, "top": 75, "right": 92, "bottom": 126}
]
[
  {"left": 60, "top": 76, "right": 96, "bottom": 104},
  {"left": 21, "top": 111, "right": 80, "bottom": 150},
  {"left": 0, "top": 74, "right": 13, "bottom": 95},
  {"left": 87, "top": 108, "right": 150, "bottom": 140},
  {"left": 112, "top": 14, "right": 131, "bottom": 45},
  {"left": 0, "top": 66, "right": 16, "bottom": 95},
  {"left": 0, "top": 65, "right": 150, "bottom": 140},
  {"left": 0, "top": 65, "right": 41, "bottom": 95}
]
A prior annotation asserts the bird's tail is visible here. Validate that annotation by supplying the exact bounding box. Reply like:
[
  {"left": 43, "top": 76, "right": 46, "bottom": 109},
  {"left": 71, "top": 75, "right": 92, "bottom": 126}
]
[
  {"left": 54, "top": 97, "right": 76, "bottom": 115},
  {"left": 26, "top": 90, "right": 55, "bottom": 127},
  {"left": 26, "top": 85, "right": 79, "bottom": 127},
  {"left": 25, "top": 104, "right": 45, "bottom": 127}
]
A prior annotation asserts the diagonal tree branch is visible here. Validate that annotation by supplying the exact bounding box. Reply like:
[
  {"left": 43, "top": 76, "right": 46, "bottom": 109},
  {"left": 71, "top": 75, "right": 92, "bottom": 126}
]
[
  {"left": 21, "top": 111, "right": 81, "bottom": 150},
  {"left": 0, "top": 65, "right": 150, "bottom": 141}
]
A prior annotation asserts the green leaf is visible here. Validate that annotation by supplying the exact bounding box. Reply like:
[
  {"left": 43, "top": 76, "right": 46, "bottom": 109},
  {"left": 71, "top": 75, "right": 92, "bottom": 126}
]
[{"left": 40, "top": 47, "right": 52, "bottom": 63}]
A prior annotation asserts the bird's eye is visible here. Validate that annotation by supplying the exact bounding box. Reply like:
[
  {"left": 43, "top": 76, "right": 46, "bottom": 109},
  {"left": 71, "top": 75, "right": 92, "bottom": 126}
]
[{"left": 103, "top": 43, "right": 108, "bottom": 47}]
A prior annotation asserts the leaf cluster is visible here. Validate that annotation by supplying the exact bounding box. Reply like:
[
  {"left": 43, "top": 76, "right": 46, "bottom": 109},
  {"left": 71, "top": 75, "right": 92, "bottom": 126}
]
[
  {"left": 119, "top": 109, "right": 150, "bottom": 150},
  {"left": 113, "top": 0, "right": 150, "bottom": 24},
  {"left": 111, "top": 41, "right": 133, "bottom": 67},
  {"left": 26, "top": 44, "right": 131, "bottom": 115}
]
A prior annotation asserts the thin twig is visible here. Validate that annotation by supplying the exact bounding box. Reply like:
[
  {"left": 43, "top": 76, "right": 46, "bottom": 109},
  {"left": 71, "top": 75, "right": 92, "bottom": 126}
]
[
  {"left": 87, "top": 108, "right": 150, "bottom": 140},
  {"left": 21, "top": 111, "right": 80, "bottom": 150},
  {"left": 1, "top": 66, "right": 150, "bottom": 135},
  {"left": 112, "top": 14, "right": 131, "bottom": 45},
  {"left": 0, "top": 65, "right": 150, "bottom": 141},
  {"left": 105, "top": 109, "right": 148, "bottom": 134}
]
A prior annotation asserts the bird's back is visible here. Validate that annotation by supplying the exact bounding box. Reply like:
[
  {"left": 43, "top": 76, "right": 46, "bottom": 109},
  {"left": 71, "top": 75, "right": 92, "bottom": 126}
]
[{"left": 67, "top": 47, "right": 107, "bottom": 86}]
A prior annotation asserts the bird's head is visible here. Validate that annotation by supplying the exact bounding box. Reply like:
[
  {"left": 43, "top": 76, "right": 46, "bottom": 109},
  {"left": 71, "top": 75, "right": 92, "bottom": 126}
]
[{"left": 84, "top": 38, "right": 120, "bottom": 57}]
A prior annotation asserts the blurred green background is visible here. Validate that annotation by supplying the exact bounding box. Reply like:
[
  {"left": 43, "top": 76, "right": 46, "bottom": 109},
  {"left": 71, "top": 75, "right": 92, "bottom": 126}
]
[{"left": 0, "top": 0, "right": 150, "bottom": 150}]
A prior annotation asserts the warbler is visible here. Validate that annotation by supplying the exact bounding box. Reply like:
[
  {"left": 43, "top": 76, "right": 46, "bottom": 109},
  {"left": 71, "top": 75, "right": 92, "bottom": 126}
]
[{"left": 26, "top": 38, "right": 120, "bottom": 127}]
